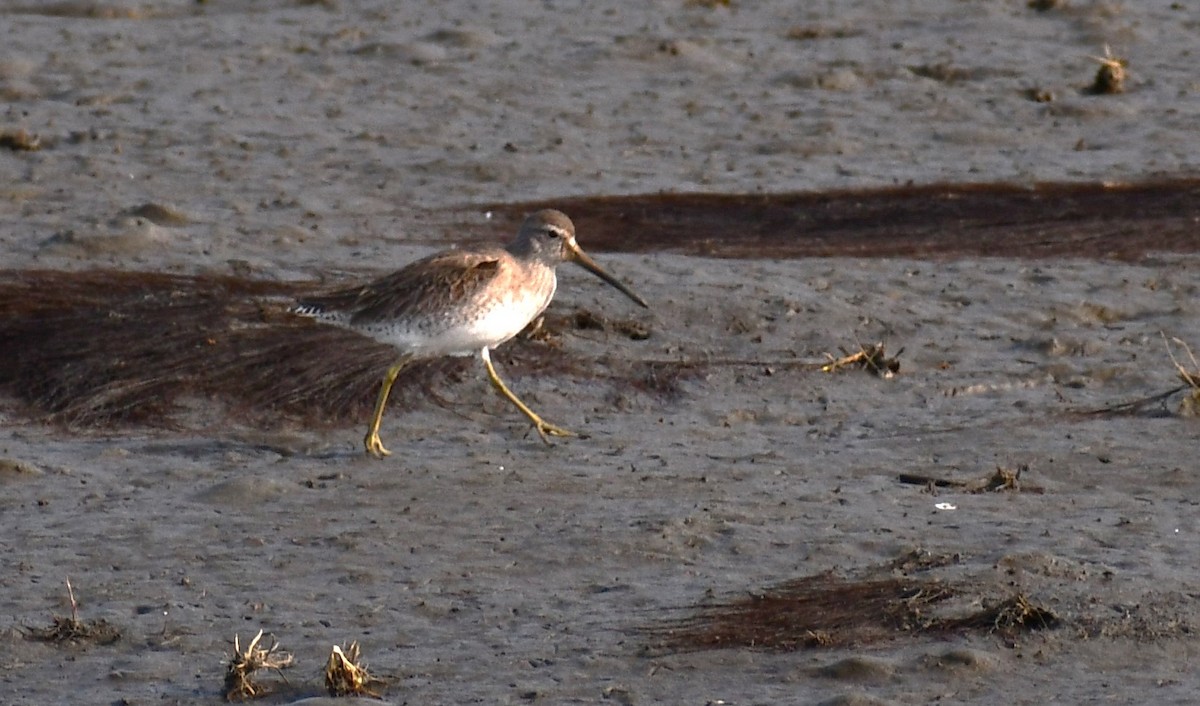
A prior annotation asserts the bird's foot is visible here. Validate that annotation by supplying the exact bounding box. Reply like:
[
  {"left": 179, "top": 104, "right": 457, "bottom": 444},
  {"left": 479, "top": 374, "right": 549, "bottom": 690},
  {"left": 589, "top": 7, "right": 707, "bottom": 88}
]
[
  {"left": 364, "top": 431, "right": 392, "bottom": 458},
  {"left": 533, "top": 419, "right": 575, "bottom": 445}
]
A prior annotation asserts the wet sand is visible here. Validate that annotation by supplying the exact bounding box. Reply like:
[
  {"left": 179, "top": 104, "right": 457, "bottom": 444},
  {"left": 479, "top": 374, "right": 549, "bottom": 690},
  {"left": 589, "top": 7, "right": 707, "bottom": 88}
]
[{"left": 2, "top": 2, "right": 1200, "bottom": 705}]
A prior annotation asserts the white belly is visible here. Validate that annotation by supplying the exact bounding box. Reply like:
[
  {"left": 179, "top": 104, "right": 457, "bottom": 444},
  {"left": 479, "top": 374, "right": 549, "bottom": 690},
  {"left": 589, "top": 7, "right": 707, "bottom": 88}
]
[{"left": 360, "top": 285, "right": 553, "bottom": 357}]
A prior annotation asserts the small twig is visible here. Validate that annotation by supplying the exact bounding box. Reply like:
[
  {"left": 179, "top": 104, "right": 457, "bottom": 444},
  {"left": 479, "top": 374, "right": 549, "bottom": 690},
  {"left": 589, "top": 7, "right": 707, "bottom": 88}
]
[
  {"left": 821, "top": 342, "right": 902, "bottom": 377},
  {"left": 66, "top": 576, "right": 80, "bottom": 626},
  {"left": 1163, "top": 333, "right": 1200, "bottom": 389},
  {"left": 898, "top": 466, "right": 1043, "bottom": 494},
  {"left": 1074, "top": 386, "right": 1187, "bottom": 418},
  {"left": 1076, "top": 335, "right": 1200, "bottom": 418},
  {"left": 898, "top": 473, "right": 966, "bottom": 489}
]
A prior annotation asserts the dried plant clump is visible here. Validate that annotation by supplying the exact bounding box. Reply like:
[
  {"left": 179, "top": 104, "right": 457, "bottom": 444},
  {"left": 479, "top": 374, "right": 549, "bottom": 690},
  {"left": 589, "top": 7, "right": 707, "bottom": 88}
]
[
  {"left": 325, "top": 641, "right": 386, "bottom": 697},
  {"left": 28, "top": 614, "right": 120, "bottom": 646},
  {"left": 975, "top": 465, "right": 1026, "bottom": 492},
  {"left": 0, "top": 127, "right": 41, "bottom": 151},
  {"left": 991, "top": 594, "right": 1060, "bottom": 632},
  {"left": 1088, "top": 45, "right": 1127, "bottom": 94},
  {"left": 224, "top": 630, "right": 294, "bottom": 701},
  {"left": 941, "top": 593, "right": 1060, "bottom": 635},
  {"left": 1025, "top": 87, "right": 1055, "bottom": 103},
  {"left": 25, "top": 578, "right": 120, "bottom": 646},
  {"left": 821, "top": 342, "right": 902, "bottom": 377}
]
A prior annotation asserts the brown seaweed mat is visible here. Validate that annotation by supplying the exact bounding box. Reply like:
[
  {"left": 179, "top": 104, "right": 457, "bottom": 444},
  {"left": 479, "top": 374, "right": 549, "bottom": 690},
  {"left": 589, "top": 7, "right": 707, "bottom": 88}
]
[
  {"left": 474, "top": 179, "right": 1200, "bottom": 260},
  {"left": 642, "top": 570, "right": 1060, "bottom": 654},
  {"left": 0, "top": 270, "right": 659, "bottom": 429},
  {"left": 0, "top": 270, "right": 389, "bottom": 427}
]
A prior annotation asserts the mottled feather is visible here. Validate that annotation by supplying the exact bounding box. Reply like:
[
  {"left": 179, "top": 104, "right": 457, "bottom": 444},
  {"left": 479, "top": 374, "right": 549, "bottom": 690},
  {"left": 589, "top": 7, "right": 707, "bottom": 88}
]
[{"left": 297, "top": 250, "right": 506, "bottom": 326}]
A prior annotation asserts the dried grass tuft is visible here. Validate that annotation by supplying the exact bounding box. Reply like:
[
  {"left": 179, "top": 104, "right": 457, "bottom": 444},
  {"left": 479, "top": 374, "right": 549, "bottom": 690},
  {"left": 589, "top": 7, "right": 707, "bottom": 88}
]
[
  {"left": 324, "top": 641, "right": 386, "bottom": 697},
  {"left": 223, "top": 629, "right": 293, "bottom": 701},
  {"left": 24, "top": 577, "right": 120, "bottom": 646},
  {"left": 1088, "top": 45, "right": 1128, "bottom": 95},
  {"left": 941, "top": 593, "right": 1060, "bottom": 634}
]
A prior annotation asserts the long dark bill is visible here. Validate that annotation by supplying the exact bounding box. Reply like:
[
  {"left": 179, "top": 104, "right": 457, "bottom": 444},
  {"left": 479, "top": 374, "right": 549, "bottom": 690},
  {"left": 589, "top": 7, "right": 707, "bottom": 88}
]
[{"left": 567, "top": 245, "right": 650, "bottom": 309}]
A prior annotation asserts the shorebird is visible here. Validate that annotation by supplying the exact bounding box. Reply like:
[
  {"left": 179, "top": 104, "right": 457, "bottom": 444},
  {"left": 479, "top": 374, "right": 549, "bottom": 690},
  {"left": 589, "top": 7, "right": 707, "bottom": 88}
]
[{"left": 294, "top": 209, "right": 649, "bottom": 457}]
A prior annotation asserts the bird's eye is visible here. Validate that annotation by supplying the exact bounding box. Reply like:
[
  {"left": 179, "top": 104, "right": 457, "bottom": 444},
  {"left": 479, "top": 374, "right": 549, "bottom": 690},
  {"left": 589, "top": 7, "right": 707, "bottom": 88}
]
[{"left": 545, "top": 228, "right": 561, "bottom": 239}]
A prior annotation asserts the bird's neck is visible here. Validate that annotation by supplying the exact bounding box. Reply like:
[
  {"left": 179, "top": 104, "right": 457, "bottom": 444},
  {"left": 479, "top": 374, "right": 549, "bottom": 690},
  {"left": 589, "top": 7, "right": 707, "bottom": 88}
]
[{"left": 505, "top": 237, "right": 535, "bottom": 258}]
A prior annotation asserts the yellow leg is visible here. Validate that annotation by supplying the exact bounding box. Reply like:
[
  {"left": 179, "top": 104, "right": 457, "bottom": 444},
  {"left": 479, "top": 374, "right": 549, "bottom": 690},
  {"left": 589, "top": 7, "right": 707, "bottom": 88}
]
[
  {"left": 364, "top": 359, "right": 410, "bottom": 458},
  {"left": 480, "top": 347, "right": 574, "bottom": 444}
]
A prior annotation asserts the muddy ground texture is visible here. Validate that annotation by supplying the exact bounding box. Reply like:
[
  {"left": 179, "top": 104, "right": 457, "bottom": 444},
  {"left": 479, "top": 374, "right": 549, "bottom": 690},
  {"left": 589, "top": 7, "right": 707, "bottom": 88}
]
[
  {"left": 3, "top": 0, "right": 1200, "bottom": 703},
  {"left": 2, "top": 186, "right": 1200, "bottom": 704}
]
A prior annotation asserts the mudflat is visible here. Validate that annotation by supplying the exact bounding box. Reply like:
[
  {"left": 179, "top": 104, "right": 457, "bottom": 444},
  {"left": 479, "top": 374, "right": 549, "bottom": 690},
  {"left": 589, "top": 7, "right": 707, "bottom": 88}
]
[{"left": 1, "top": 2, "right": 1198, "bottom": 704}]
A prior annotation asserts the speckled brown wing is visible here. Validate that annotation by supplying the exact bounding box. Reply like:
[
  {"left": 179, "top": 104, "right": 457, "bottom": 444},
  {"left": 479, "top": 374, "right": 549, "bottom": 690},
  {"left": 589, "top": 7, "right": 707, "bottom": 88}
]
[{"left": 298, "top": 249, "right": 505, "bottom": 326}]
